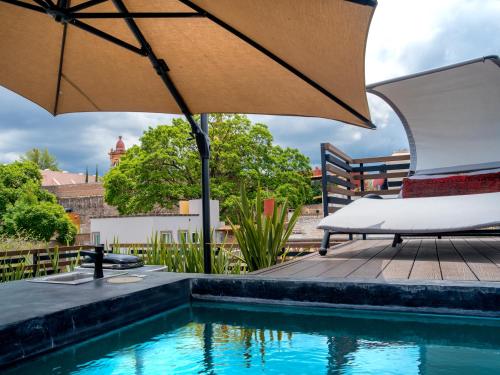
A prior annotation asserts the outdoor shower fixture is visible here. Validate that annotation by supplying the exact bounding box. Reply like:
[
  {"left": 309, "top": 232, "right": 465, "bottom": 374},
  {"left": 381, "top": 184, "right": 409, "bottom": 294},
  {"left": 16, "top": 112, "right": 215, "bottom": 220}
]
[{"left": 81, "top": 245, "right": 104, "bottom": 279}]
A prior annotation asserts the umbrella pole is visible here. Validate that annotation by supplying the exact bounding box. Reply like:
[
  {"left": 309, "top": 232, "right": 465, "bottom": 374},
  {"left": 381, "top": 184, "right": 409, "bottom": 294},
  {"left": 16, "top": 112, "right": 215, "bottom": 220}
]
[
  {"left": 107, "top": 0, "right": 213, "bottom": 273},
  {"left": 200, "top": 113, "right": 211, "bottom": 274}
]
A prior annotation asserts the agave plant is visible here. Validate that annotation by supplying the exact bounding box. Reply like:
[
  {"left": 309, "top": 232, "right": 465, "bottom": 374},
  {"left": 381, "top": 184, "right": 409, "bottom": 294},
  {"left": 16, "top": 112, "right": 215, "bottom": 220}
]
[
  {"left": 119, "top": 231, "right": 243, "bottom": 274},
  {"left": 67, "top": 250, "right": 81, "bottom": 273},
  {"left": 230, "top": 187, "right": 301, "bottom": 272},
  {"left": 45, "top": 245, "right": 61, "bottom": 274}
]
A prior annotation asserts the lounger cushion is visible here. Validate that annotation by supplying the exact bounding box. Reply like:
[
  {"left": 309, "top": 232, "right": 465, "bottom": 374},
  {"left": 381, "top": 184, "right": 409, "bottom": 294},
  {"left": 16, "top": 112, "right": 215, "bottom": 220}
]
[
  {"left": 401, "top": 171, "right": 500, "bottom": 198},
  {"left": 317, "top": 192, "right": 500, "bottom": 234}
]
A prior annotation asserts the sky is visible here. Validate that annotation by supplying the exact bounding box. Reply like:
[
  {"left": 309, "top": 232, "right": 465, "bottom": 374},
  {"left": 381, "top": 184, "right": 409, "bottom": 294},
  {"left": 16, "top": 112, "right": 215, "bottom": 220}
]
[{"left": 0, "top": 0, "right": 499, "bottom": 173}]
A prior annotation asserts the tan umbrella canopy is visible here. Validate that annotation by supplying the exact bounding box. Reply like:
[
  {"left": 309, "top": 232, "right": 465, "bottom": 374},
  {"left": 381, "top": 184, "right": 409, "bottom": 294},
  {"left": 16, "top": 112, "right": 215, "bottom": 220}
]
[
  {"left": 0, "top": 0, "right": 375, "bottom": 126},
  {"left": 0, "top": 0, "right": 376, "bottom": 272}
]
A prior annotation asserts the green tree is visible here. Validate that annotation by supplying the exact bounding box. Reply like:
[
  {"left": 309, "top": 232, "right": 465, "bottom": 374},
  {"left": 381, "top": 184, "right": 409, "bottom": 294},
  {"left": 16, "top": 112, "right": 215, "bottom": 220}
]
[
  {"left": 0, "top": 161, "right": 54, "bottom": 215},
  {"left": 0, "top": 161, "right": 76, "bottom": 244},
  {"left": 20, "top": 148, "right": 60, "bottom": 171},
  {"left": 104, "top": 114, "right": 312, "bottom": 219}
]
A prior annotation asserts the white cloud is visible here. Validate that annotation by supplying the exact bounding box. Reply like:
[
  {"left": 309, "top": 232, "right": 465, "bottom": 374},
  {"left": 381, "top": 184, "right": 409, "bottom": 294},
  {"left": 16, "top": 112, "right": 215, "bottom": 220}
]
[
  {"left": 0, "top": 129, "right": 30, "bottom": 163},
  {"left": 0, "top": 152, "right": 21, "bottom": 164},
  {"left": 366, "top": 0, "right": 453, "bottom": 82},
  {"left": 367, "top": 0, "right": 500, "bottom": 83}
]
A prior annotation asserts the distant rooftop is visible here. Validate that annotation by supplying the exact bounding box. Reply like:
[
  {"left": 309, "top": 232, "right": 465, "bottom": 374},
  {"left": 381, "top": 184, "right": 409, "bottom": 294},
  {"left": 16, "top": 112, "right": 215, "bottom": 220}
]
[
  {"left": 44, "top": 183, "right": 104, "bottom": 198},
  {"left": 41, "top": 169, "right": 96, "bottom": 186}
]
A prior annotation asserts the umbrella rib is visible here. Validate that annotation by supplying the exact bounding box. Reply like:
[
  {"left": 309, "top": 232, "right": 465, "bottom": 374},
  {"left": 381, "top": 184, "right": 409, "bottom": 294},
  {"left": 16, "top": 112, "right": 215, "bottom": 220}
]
[
  {"left": 68, "top": 0, "right": 108, "bottom": 12},
  {"left": 0, "top": 0, "right": 46, "bottom": 13},
  {"left": 67, "top": 19, "right": 146, "bottom": 56},
  {"left": 53, "top": 19, "right": 68, "bottom": 114},
  {"left": 177, "top": 0, "right": 375, "bottom": 129},
  {"left": 346, "top": 0, "right": 378, "bottom": 6},
  {"left": 109, "top": 0, "right": 208, "bottom": 148},
  {"left": 69, "top": 12, "right": 204, "bottom": 19},
  {"left": 32, "top": 0, "right": 49, "bottom": 8},
  {"left": 0, "top": 0, "right": 146, "bottom": 57},
  {"left": 61, "top": 73, "right": 101, "bottom": 110}
]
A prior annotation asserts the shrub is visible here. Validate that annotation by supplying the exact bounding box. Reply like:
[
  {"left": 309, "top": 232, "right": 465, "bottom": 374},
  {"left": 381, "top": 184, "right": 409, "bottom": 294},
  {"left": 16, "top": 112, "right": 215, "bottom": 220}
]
[{"left": 2, "top": 200, "right": 77, "bottom": 244}]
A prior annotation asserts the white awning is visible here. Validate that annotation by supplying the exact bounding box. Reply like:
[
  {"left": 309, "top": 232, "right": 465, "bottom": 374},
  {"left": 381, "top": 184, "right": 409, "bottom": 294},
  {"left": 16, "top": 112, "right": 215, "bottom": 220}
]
[{"left": 368, "top": 56, "right": 500, "bottom": 175}]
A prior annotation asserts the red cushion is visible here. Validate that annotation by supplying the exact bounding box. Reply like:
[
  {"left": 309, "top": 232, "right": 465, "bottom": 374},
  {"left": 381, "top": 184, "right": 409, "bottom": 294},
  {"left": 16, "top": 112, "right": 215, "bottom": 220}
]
[{"left": 401, "top": 172, "right": 500, "bottom": 198}]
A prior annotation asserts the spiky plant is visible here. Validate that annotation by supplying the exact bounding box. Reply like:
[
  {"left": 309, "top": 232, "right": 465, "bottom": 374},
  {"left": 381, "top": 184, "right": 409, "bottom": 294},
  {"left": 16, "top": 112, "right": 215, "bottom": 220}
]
[
  {"left": 119, "top": 231, "right": 243, "bottom": 274},
  {"left": 230, "top": 187, "right": 301, "bottom": 272}
]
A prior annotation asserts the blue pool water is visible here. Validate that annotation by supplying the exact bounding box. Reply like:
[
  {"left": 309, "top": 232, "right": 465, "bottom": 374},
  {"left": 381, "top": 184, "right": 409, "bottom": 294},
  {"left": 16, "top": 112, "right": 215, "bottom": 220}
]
[{"left": 5, "top": 302, "right": 500, "bottom": 374}]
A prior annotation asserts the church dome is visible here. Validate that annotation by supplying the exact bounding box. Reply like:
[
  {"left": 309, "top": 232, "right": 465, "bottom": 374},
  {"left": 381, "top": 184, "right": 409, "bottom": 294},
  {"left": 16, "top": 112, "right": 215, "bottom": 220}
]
[{"left": 115, "top": 136, "right": 125, "bottom": 151}]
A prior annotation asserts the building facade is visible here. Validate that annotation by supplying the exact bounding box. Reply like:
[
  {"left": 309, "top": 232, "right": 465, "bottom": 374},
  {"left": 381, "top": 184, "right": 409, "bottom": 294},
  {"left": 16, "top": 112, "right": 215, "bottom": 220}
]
[
  {"left": 44, "top": 183, "right": 119, "bottom": 235},
  {"left": 90, "top": 199, "right": 223, "bottom": 245},
  {"left": 41, "top": 136, "right": 127, "bottom": 243}
]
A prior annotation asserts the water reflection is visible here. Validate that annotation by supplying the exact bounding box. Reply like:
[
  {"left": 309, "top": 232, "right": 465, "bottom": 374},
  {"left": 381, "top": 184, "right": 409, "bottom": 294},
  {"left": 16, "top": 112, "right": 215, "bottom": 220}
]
[
  {"left": 195, "top": 324, "right": 422, "bottom": 375},
  {"left": 4, "top": 303, "right": 500, "bottom": 375},
  {"left": 326, "top": 336, "right": 359, "bottom": 374},
  {"left": 202, "top": 323, "right": 214, "bottom": 375}
]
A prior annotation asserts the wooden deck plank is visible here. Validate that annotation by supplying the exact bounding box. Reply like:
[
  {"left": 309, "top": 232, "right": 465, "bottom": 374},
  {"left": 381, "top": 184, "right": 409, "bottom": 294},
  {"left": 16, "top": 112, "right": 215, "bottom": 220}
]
[
  {"left": 252, "top": 251, "right": 319, "bottom": 275},
  {"left": 318, "top": 240, "right": 391, "bottom": 278},
  {"left": 348, "top": 241, "right": 403, "bottom": 279},
  {"left": 265, "top": 240, "right": 374, "bottom": 277},
  {"left": 289, "top": 240, "right": 387, "bottom": 278},
  {"left": 437, "top": 239, "right": 477, "bottom": 281},
  {"left": 452, "top": 239, "right": 500, "bottom": 282},
  {"left": 409, "top": 239, "right": 442, "bottom": 280},
  {"left": 254, "top": 237, "right": 500, "bottom": 282},
  {"left": 377, "top": 239, "right": 421, "bottom": 280},
  {"left": 469, "top": 239, "right": 500, "bottom": 267}
]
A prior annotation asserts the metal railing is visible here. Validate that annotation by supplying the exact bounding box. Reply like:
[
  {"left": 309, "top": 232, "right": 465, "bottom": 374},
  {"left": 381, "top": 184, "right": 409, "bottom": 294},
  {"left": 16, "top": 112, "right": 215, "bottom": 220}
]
[{"left": 319, "top": 143, "right": 410, "bottom": 238}]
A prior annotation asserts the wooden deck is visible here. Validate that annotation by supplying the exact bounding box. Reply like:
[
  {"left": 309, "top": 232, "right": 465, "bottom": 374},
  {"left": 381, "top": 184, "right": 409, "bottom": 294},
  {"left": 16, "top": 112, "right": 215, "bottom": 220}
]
[{"left": 253, "top": 238, "right": 500, "bottom": 282}]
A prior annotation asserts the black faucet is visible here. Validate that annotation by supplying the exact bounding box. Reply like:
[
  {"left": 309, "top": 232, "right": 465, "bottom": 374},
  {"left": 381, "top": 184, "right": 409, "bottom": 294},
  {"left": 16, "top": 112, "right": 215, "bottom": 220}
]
[{"left": 81, "top": 245, "right": 104, "bottom": 279}]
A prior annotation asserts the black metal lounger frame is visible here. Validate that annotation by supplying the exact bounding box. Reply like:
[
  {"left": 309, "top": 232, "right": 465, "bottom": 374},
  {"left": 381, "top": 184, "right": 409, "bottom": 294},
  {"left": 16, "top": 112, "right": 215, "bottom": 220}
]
[{"left": 319, "top": 229, "right": 500, "bottom": 255}]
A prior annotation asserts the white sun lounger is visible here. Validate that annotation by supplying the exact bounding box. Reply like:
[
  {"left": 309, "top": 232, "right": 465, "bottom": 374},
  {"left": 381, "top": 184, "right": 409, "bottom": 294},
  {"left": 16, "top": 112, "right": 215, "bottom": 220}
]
[
  {"left": 318, "top": 192, "right": 500, "bottom": 234},
  {"left": 317, "top": 56, "right": 500, "bottom": 254}
]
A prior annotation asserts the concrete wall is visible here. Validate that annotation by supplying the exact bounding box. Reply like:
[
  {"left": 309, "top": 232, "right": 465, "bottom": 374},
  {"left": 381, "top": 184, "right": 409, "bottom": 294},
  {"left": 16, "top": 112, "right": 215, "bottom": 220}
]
[
  {"left": 90, "top": 200, "right": 222, "bottom": 245},
  {"left": 187, "top": 199, "right": 221, "bottom": 228},
  {"left": 91, "top": 215, "right": 200, "bottom": 244},
  {"left": 59, "top": 196, "right": 118, "bottom": 234},
  {"left": 44, "top": 183, "right": 119, "bottom": 235},
  {"left": 289, "top": 215, "right": 324, "bottom": 240}
]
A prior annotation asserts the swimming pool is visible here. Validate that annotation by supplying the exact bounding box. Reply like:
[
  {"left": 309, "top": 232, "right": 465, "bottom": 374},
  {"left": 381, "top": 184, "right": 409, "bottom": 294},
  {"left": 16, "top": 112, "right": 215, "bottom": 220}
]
[{"left": 5, "top": 302, "right": 500, "bottom": 374}]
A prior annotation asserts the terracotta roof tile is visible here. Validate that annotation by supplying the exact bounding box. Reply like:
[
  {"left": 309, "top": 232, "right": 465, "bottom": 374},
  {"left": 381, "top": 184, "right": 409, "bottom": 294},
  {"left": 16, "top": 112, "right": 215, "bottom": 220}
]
[
  {"left": 41, "top": 170, "right": 97, "bottom": 186},
  {"left": 44, "top": 183, "right": 104, "bottom": 198}
]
